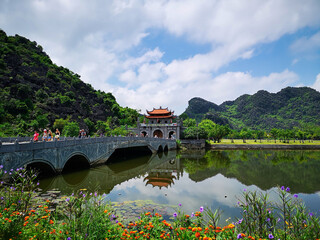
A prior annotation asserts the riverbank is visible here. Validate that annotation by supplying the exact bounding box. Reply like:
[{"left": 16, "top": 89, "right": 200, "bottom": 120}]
[
  {"left": 209, "top": 139, "right": 320, "bottom": 150},
  {"left": 180, "top": 139, "right": 320, "bottom": 149},
  {"left": 210, "top": 144, "right": 320, "bottom": 150}
]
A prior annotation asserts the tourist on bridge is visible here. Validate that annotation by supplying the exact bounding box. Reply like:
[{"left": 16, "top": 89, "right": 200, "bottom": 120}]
[
  {"left": 33, "top": 131, "right": 39, "bottom": 142},
  {"left": 55, "top": 129, "right": 60, "bottom": 140},
  {"left": 48, "top": 129, "right": 53, "bottom": 141},
  {"left": 42, "top": 129, "right": 48, "bottom": 141}
]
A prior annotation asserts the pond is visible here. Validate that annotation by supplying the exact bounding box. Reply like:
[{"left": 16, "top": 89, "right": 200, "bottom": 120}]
[{"left": 39, "top": 149, "right": 320, "bottom": 222}]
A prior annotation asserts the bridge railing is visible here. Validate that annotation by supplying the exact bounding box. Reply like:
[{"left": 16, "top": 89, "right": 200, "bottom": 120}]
[{"left": 0, "top": 136, "right": 176, "bottom": 153}]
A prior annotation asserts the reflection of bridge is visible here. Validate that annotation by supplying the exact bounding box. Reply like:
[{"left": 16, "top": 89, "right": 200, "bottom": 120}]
[
  {"left": 0, "top": 137, "right": 176, "bottom": 174},
  {"left": 40, "top": 150, "right": 179, "bottom": 194}
]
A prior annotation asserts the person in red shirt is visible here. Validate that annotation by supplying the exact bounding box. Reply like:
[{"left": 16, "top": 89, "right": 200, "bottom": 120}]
[{"left": 33, "top": 131, "right": 39, "bottom": 142}]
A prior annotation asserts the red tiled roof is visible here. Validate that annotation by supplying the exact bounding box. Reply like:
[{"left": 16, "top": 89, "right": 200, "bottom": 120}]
[
  {"left": 147, "top": 107, "right": 174, "bottom": 115},
  {"left": 145, "top": 115, "right": 175, "bottom": 119}
]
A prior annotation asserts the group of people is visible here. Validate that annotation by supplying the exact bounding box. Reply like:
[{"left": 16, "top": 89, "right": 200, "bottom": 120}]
[
  {"left": 33, "top": 129, "right": 60, "bottom": 142},
  {"left": 78, "top": 129, "right": 87, "bottom": 138}
]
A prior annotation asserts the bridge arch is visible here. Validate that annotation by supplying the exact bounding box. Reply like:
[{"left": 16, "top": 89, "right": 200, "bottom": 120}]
[
  {"left": 62, "top": 153, "right": 90, "bottom": 173},
  {"left": 164, "top": 145, "right": 169, "bottom": 152},
  {"left": 158, "top": 145, "right": 164, "bottom": 152},
  {"left": 25, "top": 160, "right": 56, "bottom": 177}
]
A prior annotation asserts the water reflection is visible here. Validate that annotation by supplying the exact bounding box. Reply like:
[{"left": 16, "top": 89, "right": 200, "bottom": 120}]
[
  {"left": 39, "top": 149, "right": 320, "bottom": 221},
  {"left": 183, "top": 150, "right": 320, "bottom": 193},
  {"left": 39, "top": 150, "right": 179, "bottom": 195}
]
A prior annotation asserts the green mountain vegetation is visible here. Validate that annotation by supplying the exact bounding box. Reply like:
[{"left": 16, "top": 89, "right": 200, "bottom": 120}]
[
  {"left": 181, "top": 88, "right": 320, "bottom": 131},
  {"left": 0, "top": 30, "right": 139, "bottom": 137}
]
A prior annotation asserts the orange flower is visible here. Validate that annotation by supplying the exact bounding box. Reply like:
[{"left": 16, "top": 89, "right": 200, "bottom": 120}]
[
  {"left": 104, "top": 210, "right": 108, "bottom": 213},
  {"left": 195, "top": 232, "right": 201, "bottom": 238},
  {"left": 49, "top": 220, "right": 54, "bottom": 224}
]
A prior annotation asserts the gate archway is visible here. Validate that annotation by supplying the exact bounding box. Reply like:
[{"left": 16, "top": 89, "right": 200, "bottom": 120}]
[
  {"left": 153, "top": 130, "right": 163, "bottom": 138},
  {"left": 169, "top": 131, "right": 175, "bottom": 139}
]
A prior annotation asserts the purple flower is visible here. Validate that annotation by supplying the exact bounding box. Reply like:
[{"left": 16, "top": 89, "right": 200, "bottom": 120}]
[
  {"left": 309, "top": 212, "right": 314, "bottom": 217},
  {"left": 67, "top": 237, "right": 71, "bottom": 240},
  {"left": 0, "top": 165, "right": 3, "bottom": 169},
  {"left": 116, "top": 220, "right": 118, "bottom": 223},
  {"left": 178, "top": 203, "right": 182, "bottom": 206},
  {"left": 37, "top": 182, "right": 39, "bottom": 186},
  {"left": 65, "top": 198, "right": 70, "bottom": 202},
  {"left": 266, "top": 218, "right": 270, "bottom": 222},
  {"left": 281, "top": 186, "right": 285, "bottom": 191},
  {"left": 243, "top": 188, "right": 247, "bottom": 192},
  {"left": 293, "top": 194, "right": 298, "bottom": 198},
  {"left": 173, "top": 212, "right": 178, "bottom": 217},
  {"left": 83, "top": 194, "right": 86, "bottom": 197},
  {"left": 4, "top": 171, "right": 7, "bottom": 174},
  {"left": 200, "top": 206, "right": 204, "bottom": 212},
  {"left": 286, "top": 187, "right": 290, "bottom": 192},
  {"left": 268, "top": 233, "right": 274, "bottom": 239},
  {"left": 238, "top": 219, "right": 243, "bottom": 224},
  {"left": 237, "top": 233, "right": 243, "bottom": 239},
  {"left": 94, "top": 192, "right": 97, "bottom": 197},
  {"left": 191, "top": 212, "right": 195, "bottom": 217}
]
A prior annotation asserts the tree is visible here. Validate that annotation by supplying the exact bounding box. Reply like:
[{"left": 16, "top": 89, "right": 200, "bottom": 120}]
[
  {"left": 239, "top": 128, "right": 253, "bottom": 143},
  {"left": 270, "top": 128, "right": 279, "bottom": 143},
  {"left": 183, "top": 126, "right": 206, "bottom": 139},
  {"left": 62, "top": 121, "right": 80, "bottom": 137},
  {"left": 96, "top": 120, "right": 111, "bottom": 136},
  {"left": 210, "top": 124, "right": 230, "bottom": 143},
  {"left": 199, "top": 119, "right": 215, "bottom": 137},
  {"left": 53, "top": 118, "right": 68, "bottom": 132},
  {"left": 183, "top": 118, "right": 196, "bottom": 128},
  {"left": 84, "top": 118, "right": 95, "bottom": 135}
]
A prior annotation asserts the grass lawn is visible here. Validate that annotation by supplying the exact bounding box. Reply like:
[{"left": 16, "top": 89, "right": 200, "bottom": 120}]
[{"left": 210, "top": 139, "right": 320, "bottom": 145}]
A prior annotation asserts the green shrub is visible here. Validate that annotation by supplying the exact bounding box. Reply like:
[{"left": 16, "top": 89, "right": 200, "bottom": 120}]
[{"left": 62, "top": 121, "right": 80, "bottom": 137}]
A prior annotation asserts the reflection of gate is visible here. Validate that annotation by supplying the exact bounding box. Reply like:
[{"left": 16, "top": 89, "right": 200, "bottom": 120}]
[
  {"left": 153, "top": 130, "right": 163, "bottom": 138},
  {"left": 169, "top": 131, "right": 175, "bottom": 139}
]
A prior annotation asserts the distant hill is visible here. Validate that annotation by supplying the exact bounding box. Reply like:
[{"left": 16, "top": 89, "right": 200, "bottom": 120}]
[
  {"left": 181, "top": 87, "right": 320, "bottom": 130},
  {"left": 0, "top": 30, "right": 138, "bottom": 136}
]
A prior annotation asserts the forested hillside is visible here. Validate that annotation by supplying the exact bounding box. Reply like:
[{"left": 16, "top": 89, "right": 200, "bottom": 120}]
[
  {"left": 181, "top": 87, "right": 320, "bottom": 130},
  {"left": 0, "top": 30, "right": 138, "bottom": 137}
]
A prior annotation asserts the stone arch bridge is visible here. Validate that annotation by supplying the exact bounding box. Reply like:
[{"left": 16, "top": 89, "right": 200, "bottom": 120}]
[{"left": 0, "top": 136, "right": 176, "bottom": 174}]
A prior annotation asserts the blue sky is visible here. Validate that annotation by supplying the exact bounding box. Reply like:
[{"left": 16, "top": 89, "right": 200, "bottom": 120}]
[{"left": 1, "top": 0, "right": 320, "bottom": 114}]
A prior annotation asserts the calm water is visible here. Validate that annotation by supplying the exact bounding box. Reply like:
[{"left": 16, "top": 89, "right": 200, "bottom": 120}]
[{"left": 39, "top": 149, "right": 320, "bottom": 221}]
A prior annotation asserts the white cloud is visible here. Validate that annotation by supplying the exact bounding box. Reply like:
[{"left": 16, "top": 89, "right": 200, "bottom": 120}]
[
  {"left": 290, "top": 31, "right": 320, "bottom": 54},
  {"left": 0, "top": 0, "right": 319, "bottom": 113},
  {"left": 114, "top": 67, "right": 299, "bottom": 114},
  {"left": 312, "top": 73, "right": 320, "bottom": 92}
]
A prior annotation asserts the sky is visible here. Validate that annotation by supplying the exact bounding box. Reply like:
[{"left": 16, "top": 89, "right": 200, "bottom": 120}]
[{"left": 1, "top": 0, "right": 320, "bottom": 114}]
